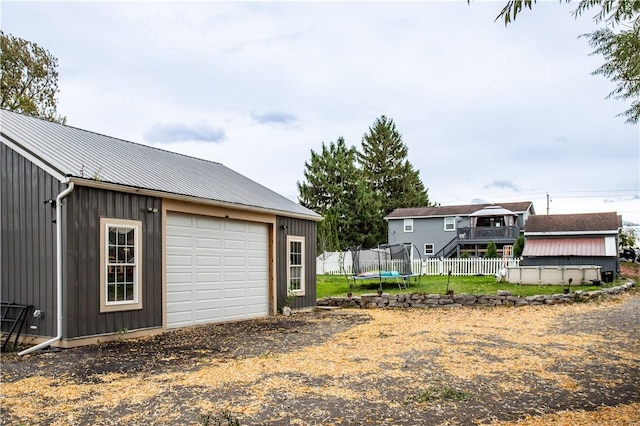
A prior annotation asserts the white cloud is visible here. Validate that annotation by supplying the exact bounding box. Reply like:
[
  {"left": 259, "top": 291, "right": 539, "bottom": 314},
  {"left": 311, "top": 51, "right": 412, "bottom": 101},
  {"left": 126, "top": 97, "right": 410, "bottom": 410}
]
[
  {"left": 3, "top": 1, "right": 638, "bottom": 223},
  {"left": 144, "top": 121, "right": 225, "bottom": 144}
]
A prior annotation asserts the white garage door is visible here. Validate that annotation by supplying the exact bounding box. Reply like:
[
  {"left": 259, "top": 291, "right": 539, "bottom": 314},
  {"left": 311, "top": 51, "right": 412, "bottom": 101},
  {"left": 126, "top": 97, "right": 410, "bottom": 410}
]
[{"left": 166, "top": 212, "right": 270, "bottom": 328}]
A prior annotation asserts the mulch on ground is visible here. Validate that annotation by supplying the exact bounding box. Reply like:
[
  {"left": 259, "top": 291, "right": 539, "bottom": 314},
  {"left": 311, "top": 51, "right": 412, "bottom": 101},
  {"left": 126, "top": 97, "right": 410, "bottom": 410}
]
[{"left": 2, "top": 291, "right": 639, "bottom": 425}]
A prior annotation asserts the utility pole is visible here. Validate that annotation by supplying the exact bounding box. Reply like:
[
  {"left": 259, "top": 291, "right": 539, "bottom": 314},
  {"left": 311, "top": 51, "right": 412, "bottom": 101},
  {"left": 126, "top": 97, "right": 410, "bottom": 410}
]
[{"left": 546, "top": 193, "right": 551, "bottom": 215}]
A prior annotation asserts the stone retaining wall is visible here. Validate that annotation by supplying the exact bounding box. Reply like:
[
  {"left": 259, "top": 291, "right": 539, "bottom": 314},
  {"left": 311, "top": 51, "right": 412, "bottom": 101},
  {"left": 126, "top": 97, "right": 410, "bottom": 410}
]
[{"left": 316, "top": 282, "right": 635, "bottom": 309}]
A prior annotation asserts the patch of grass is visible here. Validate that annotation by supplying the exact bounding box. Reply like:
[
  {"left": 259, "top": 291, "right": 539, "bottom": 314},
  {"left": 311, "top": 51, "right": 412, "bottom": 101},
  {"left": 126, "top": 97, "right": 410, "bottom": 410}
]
[
  {"left": 409, "top": 385, "right": 472, "bottom": 403},
  {"left": 317, "top": 274, "right": 625, "bottom": 298}
]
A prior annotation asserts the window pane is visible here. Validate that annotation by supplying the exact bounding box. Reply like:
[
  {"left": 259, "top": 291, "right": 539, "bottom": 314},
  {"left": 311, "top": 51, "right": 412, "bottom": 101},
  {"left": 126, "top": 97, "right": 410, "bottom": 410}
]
[
  {"left": 108, "top": 284, "right": 116, "bottom": 302},
  {"left": 126, "top": 229, "right": 135, "bottom": 245},
  {"left": 107, "top": 266, "right": 116, "bottom": 284},
  {"left": 108, "top": 228, "right": 117, "bottom": 245},
  {"left": 125, "top": 283, "right": 134, "bottom": 301}
]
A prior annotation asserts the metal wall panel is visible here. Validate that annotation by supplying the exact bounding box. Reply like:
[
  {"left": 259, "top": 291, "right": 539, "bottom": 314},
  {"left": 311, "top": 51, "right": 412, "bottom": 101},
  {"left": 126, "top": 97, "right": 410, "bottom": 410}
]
[
  {"left": 63, "top": 186, "right": 162, "bottom": 339},
  {"left": 276, "top": 217, "right": 317, "bottom": 310},
  {"left": 1, "top": 144, "right": 64, "bottom": 337}
]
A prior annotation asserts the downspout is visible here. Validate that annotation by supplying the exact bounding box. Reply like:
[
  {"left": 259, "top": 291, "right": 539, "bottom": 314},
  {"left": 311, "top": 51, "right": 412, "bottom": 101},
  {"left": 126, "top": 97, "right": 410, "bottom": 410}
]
[{"left": 19, "top": 182, "right": 75, "bottom": 356}]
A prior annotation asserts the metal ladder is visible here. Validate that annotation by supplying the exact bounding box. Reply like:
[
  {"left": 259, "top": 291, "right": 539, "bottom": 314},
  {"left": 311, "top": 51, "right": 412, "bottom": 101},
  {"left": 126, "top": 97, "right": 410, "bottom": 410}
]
[{"left": 1, "top": 302, "right": 31, "bottom": 351}]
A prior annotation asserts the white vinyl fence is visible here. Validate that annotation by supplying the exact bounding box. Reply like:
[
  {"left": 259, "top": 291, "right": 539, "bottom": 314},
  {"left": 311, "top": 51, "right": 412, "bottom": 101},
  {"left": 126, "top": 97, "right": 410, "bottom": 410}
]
[{"left": 317, "top": 253, "right": 520, "bottom": 277}]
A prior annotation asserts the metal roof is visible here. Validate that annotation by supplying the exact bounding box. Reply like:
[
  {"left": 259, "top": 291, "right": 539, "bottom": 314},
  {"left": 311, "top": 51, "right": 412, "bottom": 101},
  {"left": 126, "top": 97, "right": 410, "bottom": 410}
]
[
  {"left": 522, "top": 237, "right": 606, "bottom": 257},
  {"left": 385, "top": 201, "right": 534, "bottom": 219},
  {"left": 0, "top": 109, "right": 321, "bottom": 220}
]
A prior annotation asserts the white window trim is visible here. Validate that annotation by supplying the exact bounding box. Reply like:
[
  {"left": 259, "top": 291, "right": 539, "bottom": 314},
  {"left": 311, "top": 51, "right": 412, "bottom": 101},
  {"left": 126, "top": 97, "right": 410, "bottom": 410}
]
[
  {"left": 404, "top": 219, "right": 414, "bottom": 233},
  {"left": 444, "top": 217, "right": 456, "bottom": 232},
  {"left": 286, "top": 235, "right": 306, "bottom": 296},
  {"left": 100, "top": 217, "right": 143, "bottom": 313},
  {"left": 424, "top": 243, "right": 435, "bottom": 256}
]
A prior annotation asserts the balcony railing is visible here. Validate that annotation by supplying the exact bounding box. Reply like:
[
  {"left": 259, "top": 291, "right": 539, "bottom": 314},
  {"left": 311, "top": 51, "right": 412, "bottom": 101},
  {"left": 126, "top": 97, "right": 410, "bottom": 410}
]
[{"left": 457, "top": 226, "right": 519, "bottom": 241}]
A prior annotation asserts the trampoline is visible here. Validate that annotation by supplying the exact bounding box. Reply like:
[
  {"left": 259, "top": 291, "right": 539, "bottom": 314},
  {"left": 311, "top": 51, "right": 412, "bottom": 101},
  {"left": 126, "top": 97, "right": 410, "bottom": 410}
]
[{"left": 343, "top": 243, "right": 422, "bottom": 291}]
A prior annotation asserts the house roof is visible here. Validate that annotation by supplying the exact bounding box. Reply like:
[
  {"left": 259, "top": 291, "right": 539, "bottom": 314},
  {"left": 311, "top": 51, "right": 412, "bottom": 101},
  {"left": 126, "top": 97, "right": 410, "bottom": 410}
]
[
  {"left": 1, "top": 109, "right": 321, "bottom": 220},
  {"left": 523, "top": 212, "right": 621, "bottom": 234},
  {"left": 522, "top": 237, "right": 607, "bottom": 257},
  {"left": 385, "top": 201, "right": 534, "bottom": 219}
]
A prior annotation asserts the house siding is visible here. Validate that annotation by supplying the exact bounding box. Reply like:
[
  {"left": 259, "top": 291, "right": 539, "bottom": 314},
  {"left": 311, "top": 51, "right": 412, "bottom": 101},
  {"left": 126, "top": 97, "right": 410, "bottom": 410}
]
[
  {"left": 388, "top": 217, "right": 458, "bottom": 257},
  {"left": 1, "top": 144, "right": 65, "bottom": 337},
  {"left": 63, "top": 186, "right": 162, "bottom": 339},
  {"left": 276, "top": 216, "right": 317, "bottom": 310}
]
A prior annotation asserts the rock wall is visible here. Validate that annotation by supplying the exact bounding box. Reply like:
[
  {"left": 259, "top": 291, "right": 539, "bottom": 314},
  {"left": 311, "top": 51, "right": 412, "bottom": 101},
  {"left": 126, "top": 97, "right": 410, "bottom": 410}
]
[{"left": 316, "top": 282, "right": 635, "bottom": 309}]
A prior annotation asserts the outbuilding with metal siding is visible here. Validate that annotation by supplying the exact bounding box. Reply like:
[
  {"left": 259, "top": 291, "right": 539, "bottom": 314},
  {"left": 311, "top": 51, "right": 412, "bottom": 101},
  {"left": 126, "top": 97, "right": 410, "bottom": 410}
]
[{"left": 0, "top": 109, "right": 321, "bottom": 352}]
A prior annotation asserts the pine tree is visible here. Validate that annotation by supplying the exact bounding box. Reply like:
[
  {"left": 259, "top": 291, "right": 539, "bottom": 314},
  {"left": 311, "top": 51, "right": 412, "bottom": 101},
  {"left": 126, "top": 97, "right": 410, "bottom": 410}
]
[
  {"left": 513, "top": 235, "right": 525, "bottom": 257},
  {"left": 297, "top": 137, "right": 376, "bottom": 252},
  {"left": 358, "top": 115, "right": 431, "bottom": 245},
  {"left": 485, "top": 240, "right": 498, "bottom": 259}
]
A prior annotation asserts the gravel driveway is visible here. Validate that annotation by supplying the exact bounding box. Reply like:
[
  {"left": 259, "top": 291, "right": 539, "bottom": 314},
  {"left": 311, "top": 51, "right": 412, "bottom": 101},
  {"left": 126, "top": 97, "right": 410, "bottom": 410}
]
[{"left": 2, "top": 292, "right": 639, "bottom": 425}]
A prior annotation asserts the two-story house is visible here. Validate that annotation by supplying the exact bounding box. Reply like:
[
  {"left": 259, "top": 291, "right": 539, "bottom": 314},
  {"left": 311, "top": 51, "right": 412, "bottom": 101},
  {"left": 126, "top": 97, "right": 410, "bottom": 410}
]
[{"left": 384, "top": 202, "right": 535, "bottom": 258}]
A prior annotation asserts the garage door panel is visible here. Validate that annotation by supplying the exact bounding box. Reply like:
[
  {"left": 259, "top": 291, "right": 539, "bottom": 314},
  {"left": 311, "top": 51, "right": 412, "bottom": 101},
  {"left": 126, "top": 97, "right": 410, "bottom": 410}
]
[
  {"left": 166, "top": 235, "right": 193, "bottom": 248},
  {"left": 195, "top": 289, "right": 222, "bottom": 300},
  {"left": 166, "top": 212, "right": 269, "bottom": 328},
  {"left": 196, "top": 255, "right": 221, "bottom": 267},
  {"left": 166, "top": 254, "right": 193, "bottom": 267},
  {"left": 196, "top": 309, "right": 221, "bottom": 322},
  {"left": 196, "top": 237, "right": 221, "bottom": 249}
]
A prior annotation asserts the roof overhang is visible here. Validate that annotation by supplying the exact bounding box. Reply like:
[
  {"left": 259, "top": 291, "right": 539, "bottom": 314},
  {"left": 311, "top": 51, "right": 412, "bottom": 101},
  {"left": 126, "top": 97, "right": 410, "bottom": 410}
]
[{"left": 69, "top": 177, "right": 323, "bottom": 222}]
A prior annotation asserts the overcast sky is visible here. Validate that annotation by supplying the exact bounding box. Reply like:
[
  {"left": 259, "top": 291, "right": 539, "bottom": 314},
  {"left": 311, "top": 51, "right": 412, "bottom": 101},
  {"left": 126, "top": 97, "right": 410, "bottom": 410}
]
[{"left": 3, "top": 1, "right": 639, "bottom": 224}]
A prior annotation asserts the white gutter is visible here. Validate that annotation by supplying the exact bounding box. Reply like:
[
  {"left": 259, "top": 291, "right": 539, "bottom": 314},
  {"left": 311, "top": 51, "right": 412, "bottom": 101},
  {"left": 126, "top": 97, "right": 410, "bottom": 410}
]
[{"left": 19, "top": 182, "right": 75, "bottom": 356}]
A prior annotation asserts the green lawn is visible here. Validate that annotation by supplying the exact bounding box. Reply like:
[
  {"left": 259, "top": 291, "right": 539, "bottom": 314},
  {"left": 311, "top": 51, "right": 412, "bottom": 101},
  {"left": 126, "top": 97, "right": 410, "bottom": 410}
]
[{"left": 316, "top": 273, "right": 624, "bottom": 299}]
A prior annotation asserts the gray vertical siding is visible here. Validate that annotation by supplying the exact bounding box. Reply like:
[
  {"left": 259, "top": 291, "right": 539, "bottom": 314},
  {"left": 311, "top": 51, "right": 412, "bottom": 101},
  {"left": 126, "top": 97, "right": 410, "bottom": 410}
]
[
  {"left": 1, "top": 144, "right": 64, "bottom": 337},
  {"left": 276, "top": 216, "right": 317, "bottom": 310},
  {"left": 63, "top": 186, "right": 162, "bottom": 339}
]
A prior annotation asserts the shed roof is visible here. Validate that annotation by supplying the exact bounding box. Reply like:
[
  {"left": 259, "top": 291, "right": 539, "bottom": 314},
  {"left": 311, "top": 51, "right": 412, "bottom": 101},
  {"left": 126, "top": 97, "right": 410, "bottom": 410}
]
[
  {"left": 523, "top": 212, "right": 621, "bottom": 234},
  {"left": 385, "top": 201, "right": 534, "bottom": 219},
  {"left": 1, "top": 109, "right": 320, "bottom": 220},
  {"left": 522, "top": 237, "right": 606, "bottom": 257}
]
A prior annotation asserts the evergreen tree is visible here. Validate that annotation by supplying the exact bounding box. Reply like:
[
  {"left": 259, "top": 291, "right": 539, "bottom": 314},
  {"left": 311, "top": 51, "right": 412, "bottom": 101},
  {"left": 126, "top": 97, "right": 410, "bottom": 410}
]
[
  {"left": 358, "top": 115, "right": 431, "bottom": 245},
  {"left": 297, "top": 137, "right": 376, "bottom": 252},
  {"left": 485, "top": 240, "right": 499, "bottom": 258},
  {"left": 513, "top": 235, "right": 525, "bottom": 257}
]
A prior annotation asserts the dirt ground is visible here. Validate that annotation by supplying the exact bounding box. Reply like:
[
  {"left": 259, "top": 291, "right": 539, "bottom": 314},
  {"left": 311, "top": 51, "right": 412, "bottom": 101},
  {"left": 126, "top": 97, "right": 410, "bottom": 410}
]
[{"left": 2, "top": 289, "right": 639, "bottom": 426}]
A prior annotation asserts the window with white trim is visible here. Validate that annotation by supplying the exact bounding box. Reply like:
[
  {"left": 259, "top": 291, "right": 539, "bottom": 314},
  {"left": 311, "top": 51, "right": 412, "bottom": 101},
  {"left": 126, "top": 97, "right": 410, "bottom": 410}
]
[
  {"left": 404, "top": 219, "right": 414, "bottom": 232},
  {"left": 444, "top": 217, "right": 456, "bottom": 231},
  {"left": 424, "top": 243, "right": 435, "bottom": 256},
  {"left": 100, "top": 218, "right": 143, "bottom": 312},
  {"left": 287, "top": 235, "right": 305, "bottom": 296}
]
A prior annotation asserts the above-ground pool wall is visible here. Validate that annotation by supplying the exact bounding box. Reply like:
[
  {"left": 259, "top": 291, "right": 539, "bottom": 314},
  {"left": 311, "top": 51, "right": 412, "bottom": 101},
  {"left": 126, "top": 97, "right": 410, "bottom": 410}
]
[
  {"left": 522, "top": 255, "right": 619, "bottom": 279},
  {"left": 0, "top": 143, "right": 66, "bottom": 338},
  {"left": 63, "top": 185, "right": 163, "bottom": 340},
  {"left": 276, "top": 216, "right": 317, "bottom": 311},
  {"left": 507, "top": 265, "right": 602, "bottom": 285}
]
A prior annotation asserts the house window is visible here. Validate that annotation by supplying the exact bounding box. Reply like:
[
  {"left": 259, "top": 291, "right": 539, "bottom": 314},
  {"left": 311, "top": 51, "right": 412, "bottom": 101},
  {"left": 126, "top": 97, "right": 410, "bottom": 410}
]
[
  {"left": 287, "top": 235, "right": 305, "bottom": 296},
  {"left": 404, "top": 219, "right": 414, "bottom": 232},
  {"left": 100, "top": 218, "right": 143, "bottom": 313},
  {"left": 444, "top": 217, "right": 456, "bottom": 231},
  {"left": 424, "top": 243, "right": 435, "bottom": 256}
]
